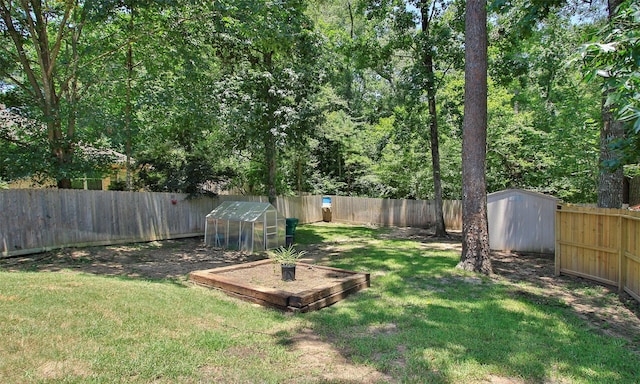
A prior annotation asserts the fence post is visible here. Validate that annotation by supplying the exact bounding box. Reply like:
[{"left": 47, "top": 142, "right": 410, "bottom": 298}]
[
  {"left": 554, "top": 205, "right": 562, "bottom": 276},
  {"left": 619, "top": 212, "right": 626, "bottom": 293}
]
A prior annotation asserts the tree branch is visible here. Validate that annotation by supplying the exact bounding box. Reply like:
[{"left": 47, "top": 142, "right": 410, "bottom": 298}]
[
  {"left": 5, "top": 73, "right": 37, "bottom": 99},
  {"left": 47, "top": 0, "right": 74, "bottom": 80},
  {"left": 0, "top": 0, "right": 45, "bottom": 107}
]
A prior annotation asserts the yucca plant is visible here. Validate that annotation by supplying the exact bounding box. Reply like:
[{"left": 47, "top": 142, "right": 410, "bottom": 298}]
[{"left": 268, "top": 245, "right": 307, "bottom": 266}]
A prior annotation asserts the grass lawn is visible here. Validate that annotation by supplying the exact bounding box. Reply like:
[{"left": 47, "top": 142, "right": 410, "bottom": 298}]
[{"left": 1, "top": 223, "right": 639, "bottom": 383}]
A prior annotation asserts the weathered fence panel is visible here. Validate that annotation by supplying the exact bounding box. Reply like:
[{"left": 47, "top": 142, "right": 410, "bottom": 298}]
[
  {"left": 555, "top": 205, "right": 640, "bottom": 302},
  {"left": 276, "top": 195, "right": 323, "bottom": 224},
  {"left": 1, "top": 190, "right": 461, "bottom": 258},
  {"left": 0, "top": 190, "right": 276, "bottom": 257},
  {"left": 330, "top": 196, "right": 462, "bottom": 230}
]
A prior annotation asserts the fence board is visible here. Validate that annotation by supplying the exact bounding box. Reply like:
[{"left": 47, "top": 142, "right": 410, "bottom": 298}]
[{"left": 556, "top": 205, "right": 640, "bottom": 303}]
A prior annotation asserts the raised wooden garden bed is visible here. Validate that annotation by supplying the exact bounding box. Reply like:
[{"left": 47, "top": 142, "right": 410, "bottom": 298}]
[{"left": 189, "top": 259, "right": 370, "bottom": 312}]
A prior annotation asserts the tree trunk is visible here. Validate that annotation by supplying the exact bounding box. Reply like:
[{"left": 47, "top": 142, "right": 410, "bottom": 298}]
[
  {"left": 457, "top": 0, "right": 491, "bottom": 274},
  {"left": 599, "top": 103, "right": 625, "bottom": 207},
  {"left": 598, "top": 0, "right": 625, "bottom": 208},
  {"left": 297, "top": 154, "right": 303, "bottom": 196},
  {"left": 125, "top": 7, "right": 135, "bottom": 191},
  {"left": 263, "top": 51, "right": 278, "bottom": 208},
  {"left": 420, "top": 1, "right": 447, "bottom": 238},
  {"left": 265, "top": 133, "right": 278, "bottom": 208},
  {"left": 428, "top": 97, "right": 447, "bottom": 237}
]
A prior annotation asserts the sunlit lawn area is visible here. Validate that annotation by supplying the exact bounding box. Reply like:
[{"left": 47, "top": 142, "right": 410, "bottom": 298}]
[{"left": 1, "top": 223, "right": 639, "bottom": 383}]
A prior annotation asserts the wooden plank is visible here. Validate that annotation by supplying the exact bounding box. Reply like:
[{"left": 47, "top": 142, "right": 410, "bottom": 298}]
[
  {"left": 292, "top": 280, "right": 370, "bottom": 313},
  {"left": 189, "top": 270, "right": 291, "bottom": 307},
  {"left": 556, "top": 240, "right": 618, "bottom": 255},
  {"left": 289, "top": 274, "right": 370, "bottom": 307},
  {"left": 555, "top": 209, "right": 562, "bottom": 276},
  {"left": 189, "top": 261, "right": 370, "bottom": 312},
  {"left": 558, "top": 268, "right": 618, "bottom": 287},
  {"left": 619, "top": 214, "right": 625, "bottom": 291},
  {"left": 195, "top": 259, "right": 272, "bottom": 274},
  {"left": 212, "top": 288, "right": 290, "bottom": 311},
  {"left": 624, "top": 287, "right": 640, "bottom": 303},
  {"left": 3, "top": 191, "right": 334, "bottom": 257}
]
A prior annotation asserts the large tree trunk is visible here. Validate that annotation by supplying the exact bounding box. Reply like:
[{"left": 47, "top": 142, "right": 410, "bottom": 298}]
[
  {"left": 457, "top": 0, "right": 491, "bottom": 274},
  {"left": 598, "top": 0, "right": 625, "bottom": 208},
  {"left": 599, "top": 103, "right": 625, "bottom": 207},
  {"left": 420, "top": 1, "right": 447, "bottom": 238}
]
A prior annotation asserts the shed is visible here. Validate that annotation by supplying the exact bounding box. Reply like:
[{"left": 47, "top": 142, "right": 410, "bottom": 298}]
[
  {"left": 204, "top": 201, "right": 285, "bottom": 253},
  {"left": 487, "top": 189, "right": 558, "bottom": 253}
]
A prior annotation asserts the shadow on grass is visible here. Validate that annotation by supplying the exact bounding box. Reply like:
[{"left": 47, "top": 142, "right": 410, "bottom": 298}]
[{"left": 301, "top": 232, "right": 640, "bottom": 383}]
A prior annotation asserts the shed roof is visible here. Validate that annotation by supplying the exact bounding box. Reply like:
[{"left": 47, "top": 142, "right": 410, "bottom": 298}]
[
  {"left": 488, "top": 188, "right": 558, "bottom": 202},
  {"left": 206, "top": 201, "right": 276, "bottom": 222}
]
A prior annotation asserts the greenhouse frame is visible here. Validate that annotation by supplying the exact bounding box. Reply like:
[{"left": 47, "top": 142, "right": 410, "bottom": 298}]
[{"left": 204, "top": 201, "right": 286, "bottom": 253}]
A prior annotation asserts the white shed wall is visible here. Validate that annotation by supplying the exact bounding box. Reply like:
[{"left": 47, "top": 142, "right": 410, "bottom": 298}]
[{"left": 487, "top": 189, "right": 558, "bottom": 253}]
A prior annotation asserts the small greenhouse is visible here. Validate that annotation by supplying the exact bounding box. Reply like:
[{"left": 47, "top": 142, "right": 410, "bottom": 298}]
[{"left": 204, "top": 201, "right": 285, "bottom": 253}]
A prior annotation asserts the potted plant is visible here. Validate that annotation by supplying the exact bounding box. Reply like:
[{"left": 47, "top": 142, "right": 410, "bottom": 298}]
[{"left": 268, "top": 245, "right": 307, "bottom": 281}]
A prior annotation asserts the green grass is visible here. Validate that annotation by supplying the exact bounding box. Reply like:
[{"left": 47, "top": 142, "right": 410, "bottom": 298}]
[
  {"left": 1, "top": 223, "right": 639, "bottom": 383},
  {"left": 0, "top": 272, "right": 308, "bottom": 383}
]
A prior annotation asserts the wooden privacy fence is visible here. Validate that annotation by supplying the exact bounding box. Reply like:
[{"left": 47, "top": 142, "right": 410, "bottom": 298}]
[
  {"left": 555, "top": 205, "right": 640, "bottom": 303},
  {"left": 0, "top": 190, "right": 252, "bottom": 257},
  {"left": 329, "top": 195, "right": 462, "bottom": 230},
  {"left": 276, "top": 195, "right": 323, "bottom": 224},
  {"left": 1, "top": 190, "right": 458, "bottom": 257}
]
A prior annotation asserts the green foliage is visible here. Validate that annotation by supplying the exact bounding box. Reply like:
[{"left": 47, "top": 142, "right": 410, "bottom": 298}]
[
  {"left": 578, "top": 0, "right": 640, "bottom": 169},
  {"left": 202, "top": 0, "right": 326, "bottom": 200},
  {"left": 0, "top": 0, "right": 131, "bottom": 186},
  {"left": 485, "top": 6, "right": 603, "bottom": 202},
  {"left": 0, "top": 0, "right": 611, "bottom": 203},
  {"left": 580, "top": 1, "right": 640, "bottom": 131},
  {"left": 267, "top": 244, "right": 308, "bottom": 266}
]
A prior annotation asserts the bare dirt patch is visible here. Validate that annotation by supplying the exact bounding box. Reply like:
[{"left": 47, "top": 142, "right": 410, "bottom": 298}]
[
  {"left": 0, "top": 237, "right": 264, "bottom": 281},
  {"left": 288, "top": 327, "right": 394, "bottom": 383},
  {"left": 211, "top": 261, "right": 356, "bottom": 292}
]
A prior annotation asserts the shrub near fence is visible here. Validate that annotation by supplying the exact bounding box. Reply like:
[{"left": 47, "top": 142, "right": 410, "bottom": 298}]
[{"left": 555, "top": 205, "right": 640, "bottom": 303}]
